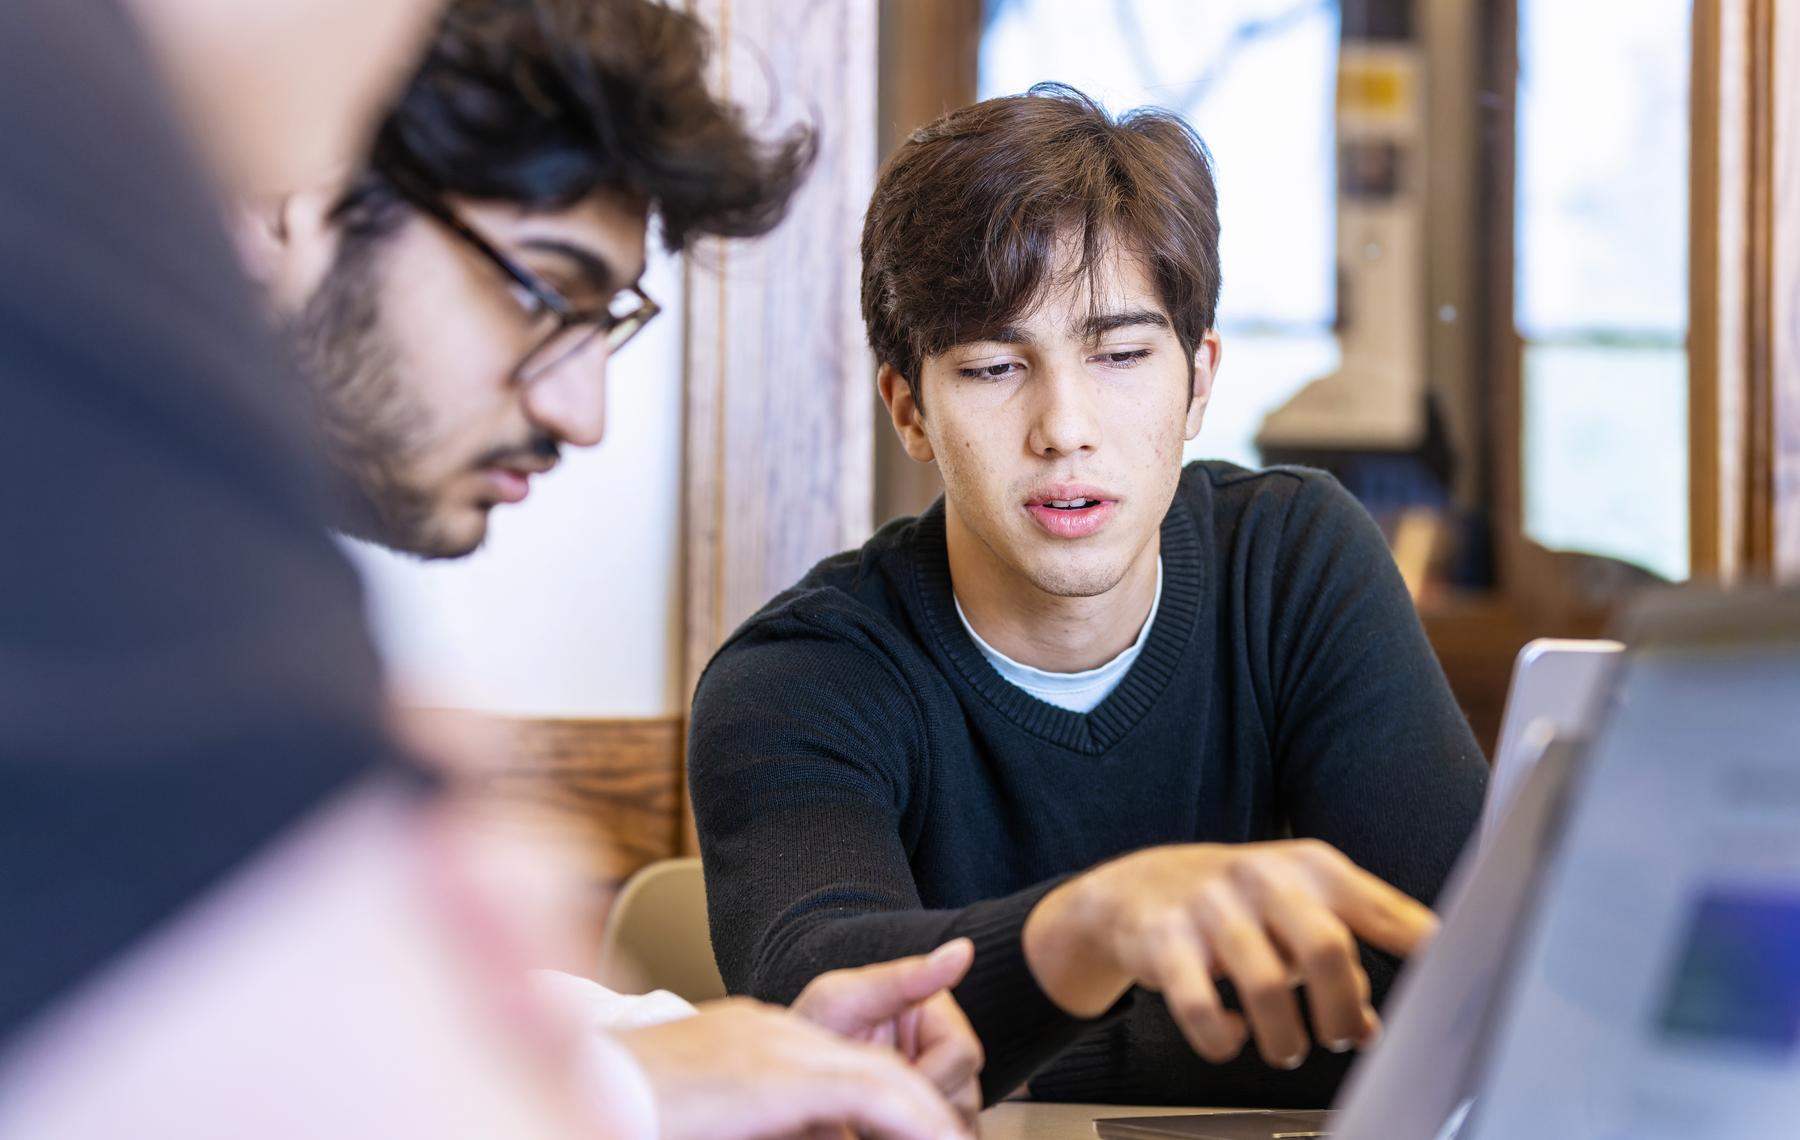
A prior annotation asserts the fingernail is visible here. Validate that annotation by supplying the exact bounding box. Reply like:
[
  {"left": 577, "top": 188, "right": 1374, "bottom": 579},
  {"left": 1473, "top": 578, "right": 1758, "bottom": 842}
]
[
  {"left": 1279, "top": 1052, "right": 1304, "bottom": 1070},
  {"left": 1326, "top": 1038, "right": 1354, "bottom": 1054}
]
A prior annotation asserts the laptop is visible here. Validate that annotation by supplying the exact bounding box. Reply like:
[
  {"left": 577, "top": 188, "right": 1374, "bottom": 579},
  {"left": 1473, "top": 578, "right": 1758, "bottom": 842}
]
[
  {"left": 1097, "top": 638, "right": 1613, "bottom": 1140},
  {"left": 1092, "top": 1110, "right": 1333, "bottom": 1138},
  {"left": 1477, "top": 638, "right": 1622, "bottom": 854},
  {"left": 1096, "top": 731, "right": 1585, "bottom": 1140},
  {"left": 1100, "top": 589, "right": 1800, "bottom": 1140}
]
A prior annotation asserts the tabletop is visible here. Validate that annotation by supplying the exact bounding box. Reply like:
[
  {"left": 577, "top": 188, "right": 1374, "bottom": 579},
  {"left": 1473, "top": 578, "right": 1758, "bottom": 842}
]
[{"left": 978, "top": 1103, "right": 1238, "bottom": 1140}]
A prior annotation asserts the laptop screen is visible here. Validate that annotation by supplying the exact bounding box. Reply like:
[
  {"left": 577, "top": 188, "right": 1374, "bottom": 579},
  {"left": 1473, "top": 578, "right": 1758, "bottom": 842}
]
[{"left": 1462, "top": 630, "right": 1800, "bottom": 1139}]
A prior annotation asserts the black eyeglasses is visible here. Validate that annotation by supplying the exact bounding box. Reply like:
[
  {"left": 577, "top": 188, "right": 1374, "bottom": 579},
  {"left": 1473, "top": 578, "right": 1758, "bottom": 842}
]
[{"left": 384, "top": 173, "right": 661, "bottom": 384}]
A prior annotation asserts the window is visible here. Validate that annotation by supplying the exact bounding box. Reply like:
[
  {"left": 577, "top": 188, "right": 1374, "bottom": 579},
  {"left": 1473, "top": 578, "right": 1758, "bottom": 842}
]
[
  {"left": 981, "top": 0, "right": 1341, "bottom": 469},
  {"left": 1516, "top": 0, "right": 1691, "bottom": 581}
]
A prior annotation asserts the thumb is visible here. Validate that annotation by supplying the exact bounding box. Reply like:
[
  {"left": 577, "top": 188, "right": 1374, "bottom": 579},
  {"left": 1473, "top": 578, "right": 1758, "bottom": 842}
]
[
  {"left": 891, "top": 938, "right": 975, "bottom": 1005},
  {"left": 801, "top": 939, "right": 976, "bottom": 1029}
]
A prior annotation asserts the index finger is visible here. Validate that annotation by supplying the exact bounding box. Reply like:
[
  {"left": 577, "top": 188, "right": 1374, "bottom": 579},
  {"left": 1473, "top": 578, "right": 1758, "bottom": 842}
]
[
  {"left": 1299, "top": 845, "right": 1439, "bottom": 956},
  {"left": 913, "top": 994, "right": 984, "bottom": 1119},
  {"left": 796, "top": 939, "right": 976, "bottom": 1034}
]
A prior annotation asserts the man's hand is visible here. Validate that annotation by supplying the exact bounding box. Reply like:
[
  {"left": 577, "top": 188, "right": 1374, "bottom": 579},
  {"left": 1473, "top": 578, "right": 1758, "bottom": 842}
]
[
  {"left": 790, "top": 939, "right": 983, "bottom": 1122},
  {"left": 1021, "top": 840, "right": 1437, "bottom": 1072},
  {"left": 615, "top": 998, "right": 971, "bottom": 1140}
]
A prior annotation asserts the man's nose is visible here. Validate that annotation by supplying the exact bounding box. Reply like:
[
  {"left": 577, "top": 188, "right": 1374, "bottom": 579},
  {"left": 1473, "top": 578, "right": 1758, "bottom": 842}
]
[
  {"left": 521, "top": 338, "right": 609, "bottom": 448},
  {"left": 1026, "top": 360, "right": 1101, "bottom": 459}
]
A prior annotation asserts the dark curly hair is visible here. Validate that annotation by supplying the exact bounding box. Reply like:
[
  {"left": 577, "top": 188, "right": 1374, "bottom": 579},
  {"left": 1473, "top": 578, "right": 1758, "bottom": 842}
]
[
  {"left": 862, "top": 83, "right": 1220, "bottom": 408},
  {"left": 334, "top": 0, "right": 814, "bottom": 251}
]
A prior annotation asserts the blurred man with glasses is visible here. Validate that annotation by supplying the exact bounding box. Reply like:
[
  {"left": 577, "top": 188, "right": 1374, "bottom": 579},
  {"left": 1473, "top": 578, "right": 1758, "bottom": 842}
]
[
  {"left": 239, "top": 0, "right": 748, "bottom": 561},
  {"left": 228, "top": 0, "right": 986, "bottom": 1133}
]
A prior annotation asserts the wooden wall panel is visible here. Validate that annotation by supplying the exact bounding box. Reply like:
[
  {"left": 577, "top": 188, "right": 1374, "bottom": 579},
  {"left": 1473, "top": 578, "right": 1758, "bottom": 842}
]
[
  {"left": 474, "top": 716, "right": 685, "bottom": 962},
  {"left": 682, "top": 0, "right": 876, "bottom": 694},
  {"left": 681, "top": 0, "right": 879, "bottom": 845},
  {"left": 482, "top": 716, "right": 686, "bottom": 887}
]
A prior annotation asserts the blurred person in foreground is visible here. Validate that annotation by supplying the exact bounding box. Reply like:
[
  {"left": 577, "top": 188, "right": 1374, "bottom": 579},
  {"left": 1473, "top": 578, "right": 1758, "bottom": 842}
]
[
  {"left": 0, "top": 0, "right": 975, "bottom": 1136},
  {"left": 686, "top": 85, "right": 1491, "bottom": 1109}
]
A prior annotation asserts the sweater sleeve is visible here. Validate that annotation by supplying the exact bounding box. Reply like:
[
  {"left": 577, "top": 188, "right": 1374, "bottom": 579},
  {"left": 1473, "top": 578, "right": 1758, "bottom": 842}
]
[
  {"left": 687, "top": 614, "right": 1109, "bottom": 1104},
  {"left": 1264, "top": 474, "right": 1489, "bottom": 916}
]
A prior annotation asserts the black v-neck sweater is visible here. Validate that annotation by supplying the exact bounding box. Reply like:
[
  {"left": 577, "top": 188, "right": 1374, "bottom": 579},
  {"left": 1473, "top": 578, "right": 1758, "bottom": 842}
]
[{"left": 689, "top": 461, "right": 1488, "bottom": 1107}]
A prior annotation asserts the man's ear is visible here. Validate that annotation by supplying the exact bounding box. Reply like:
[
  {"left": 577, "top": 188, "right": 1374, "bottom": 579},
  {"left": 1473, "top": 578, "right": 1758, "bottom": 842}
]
[
  {"left": 877, "top": 363, "right": 936, "bottom": 463},
  {"left": 231, "top": 184, "right": 346, "bottom": 311},
  {"left": 1184, "top": 330, "right": 1223, "bottom": 441}
]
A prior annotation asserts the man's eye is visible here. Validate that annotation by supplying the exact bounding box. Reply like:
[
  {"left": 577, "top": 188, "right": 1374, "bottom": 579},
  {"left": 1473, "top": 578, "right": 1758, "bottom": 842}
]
[
  {"left": 956, "top": 361, "right": 1021, "bottom": 380},
  {"left": 1095, "top": 348, "right": 1152, "bottom": 367}
]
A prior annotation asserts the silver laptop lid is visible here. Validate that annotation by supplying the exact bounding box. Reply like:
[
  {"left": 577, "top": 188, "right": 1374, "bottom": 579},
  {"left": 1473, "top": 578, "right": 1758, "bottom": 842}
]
[
  {"left": 1455, "top": 588, "right": 1800, "bottom": 1138},
  {"left": 1328, "top": 732, "right": 1586, "bottom": 1140},
  {"left": 1479, "top": 638, "right": 1622, "bottom": 855}
]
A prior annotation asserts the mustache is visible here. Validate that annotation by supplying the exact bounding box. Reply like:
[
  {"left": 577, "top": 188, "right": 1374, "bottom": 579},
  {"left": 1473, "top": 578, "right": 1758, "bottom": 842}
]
[{"left": 472, "top": 434, "right": 561, "bottom": 471}]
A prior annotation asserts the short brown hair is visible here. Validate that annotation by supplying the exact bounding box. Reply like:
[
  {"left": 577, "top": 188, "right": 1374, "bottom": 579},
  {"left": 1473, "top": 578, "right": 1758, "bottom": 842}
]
[{"left": 861, "top": 83, "right": 1220, "bottom": 402}]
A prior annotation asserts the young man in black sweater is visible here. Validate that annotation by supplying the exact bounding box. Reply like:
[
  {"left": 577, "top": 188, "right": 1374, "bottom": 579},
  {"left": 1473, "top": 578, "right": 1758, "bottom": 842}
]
[{"left": 688, "top": 84, "right": 1490, "bottom": 1109}]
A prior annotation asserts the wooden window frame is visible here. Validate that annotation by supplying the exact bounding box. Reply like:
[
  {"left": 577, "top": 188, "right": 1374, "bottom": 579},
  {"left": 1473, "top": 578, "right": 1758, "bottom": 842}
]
[{"left": 1693, "top": 0, "right": 1800, "bottom": 583}]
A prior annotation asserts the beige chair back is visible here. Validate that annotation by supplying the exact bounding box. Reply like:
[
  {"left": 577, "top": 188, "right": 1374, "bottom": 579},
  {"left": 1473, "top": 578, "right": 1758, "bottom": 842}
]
[{"left": 598, "top": 857, "right": 727, "bottom": 1003}]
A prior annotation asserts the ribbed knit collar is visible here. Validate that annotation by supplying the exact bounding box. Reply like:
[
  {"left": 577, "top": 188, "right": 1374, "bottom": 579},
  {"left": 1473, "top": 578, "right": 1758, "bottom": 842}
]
[{"left": 910, "top": 496, "right": 1205, "bottom": 754}]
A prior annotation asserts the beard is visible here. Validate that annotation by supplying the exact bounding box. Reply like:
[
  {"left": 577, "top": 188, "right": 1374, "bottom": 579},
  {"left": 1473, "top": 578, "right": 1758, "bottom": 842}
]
[{"left": 288, "top": 240, "right": 468, "bottom": 559}]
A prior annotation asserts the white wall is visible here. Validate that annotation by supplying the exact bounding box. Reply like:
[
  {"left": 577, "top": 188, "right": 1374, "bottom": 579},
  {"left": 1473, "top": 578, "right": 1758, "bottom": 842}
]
[{"left": 348, "top": 247, "right": 685, "bottom": 718}]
